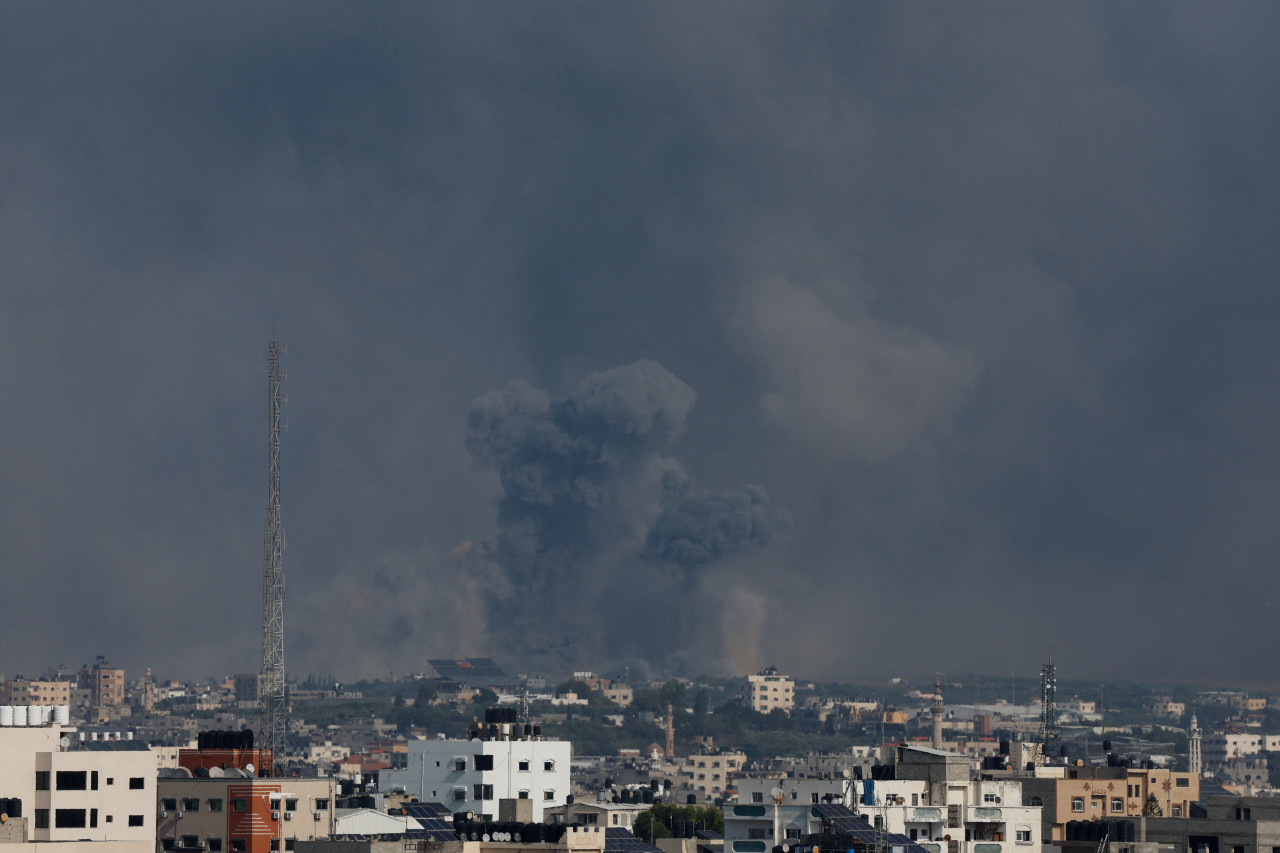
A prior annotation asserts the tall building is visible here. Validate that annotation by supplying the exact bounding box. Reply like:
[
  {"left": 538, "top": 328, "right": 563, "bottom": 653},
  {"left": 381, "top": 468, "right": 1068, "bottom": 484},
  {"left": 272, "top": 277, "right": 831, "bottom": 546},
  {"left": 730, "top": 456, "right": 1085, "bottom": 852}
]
[
  {"left": 930, "top": 678, "right": 944, "bottom": 750},
  {"left": 379, "top": 710, "right": 570, "bottom": 821},
  {"left": 82, "top": 658, "right": 125, "bottom": 708},
  {"left": 747, "top": 668, "right": 794, "bottom": 715}
]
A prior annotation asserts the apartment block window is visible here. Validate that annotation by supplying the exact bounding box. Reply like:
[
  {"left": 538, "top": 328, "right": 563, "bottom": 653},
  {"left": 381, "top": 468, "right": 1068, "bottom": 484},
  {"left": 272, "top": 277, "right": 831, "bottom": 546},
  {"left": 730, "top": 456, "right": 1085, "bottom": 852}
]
[
  {"left": 163, "top": 840, "right": 176, "bottom": 851},
  {"left": 749, "top": 829, "right": 767, "bottom": 840},
  {"left": 519, "top": 760, "right": 530, "bottom": 772},
  {"left": 129, "top": 777, "right": 145, "bottom": 790},
  {"left": 35, "top": 772, "right": 49, "bottom": 791},
  {"left": 56, "top": 771, "right": 88, "bottom": 790},
  {"left": 162, "top": 799, "right": 178, "bottom": 812},
  {"left": 1172, "top": 807, "right": 1183, "bottom": 817},
  {"left": 1029, "top": 797, "right": 1043, "bottom": 807},
  {"left": 128, "top": 815, "right": 144, "bottom": 827},
  {"left": 752, "top": 792, "right": 764, "bottom": 804},
  {"left": 315, "top": 800, "right": 329, "bottom": 810},
  {"left": 209, "top": 839, "right": 223, "bottom": 852},
  {"left": 1112, "top": 799, "right": 1123, "bottom": 812},
  {"left": 811, "top": 793, "right": 819, "bottom": 804},
  {"left": 182, "top": 836, "right": 200, "bottom": 849},
  {"left": 106, "top": 815, "right": 113, "bottom": 823},
  {"left": 270, "top": 841, "right": 279, "bottom": 852},
  {"left": 454, "top": 757, "right": 467, "bottom": 771},
  {"left": 475, "top": 755, "right": 494, "bottom": 771},
  {"left": 544, "top": 760, "right": 555, "bottom": 772},
  {"left": 285, "top": 841, "right": 296, "bottom": 851},
  {"left": 1017, "top": 829, "right": 1033, "bottom": 843},
  {"left": 452, "top": 788, "right": 467, "bottom": 801},
  {"left": 209, "top": 799, "right": 223, "bottom": 812},
  {"left": 232, "top": 799, "right": 247, "bottom": 812},
  {"left": 91, "top": 771, "right": 99, "bottom": 790},
  {"left": 55, "top": 809, "right": 87, "bottom": 828},
  {"left": 544, "top": 790, "right": 555, "bottom": 801},
  {"left": 984, "top": 793, "right": 999, "bottom": 803},
  {"left": 183, "top": 799, "right": 200, "bottom": 812},
  {"left": 912, "top": 794, "right": 919, "bottom": 806},
  {"left": 90, "top": 809, "right": 98, "bottom": 828},
  {"left": 35, "top": 810, "right": 49, "bottom": 829},
  {"left": 107, "top": 777, "right": 114, "bottom": 786},
  {"left": 285, "top": 799, "right": 298, "bottom": 811},
  {"left": 473, "top": 784, "right": 494, "bottom": 801},
  {"left": 1071, "top": 798, "right": 1084, "bottom": 813},
  {"left": 1176, "top": 778, "right": 1190, "bottom": 788},
  {"left": 519, "top": 791, "right": 529, "bottom": 799},
  {"left": 232, "top": 840, "right": 246, "bottom": 852}
]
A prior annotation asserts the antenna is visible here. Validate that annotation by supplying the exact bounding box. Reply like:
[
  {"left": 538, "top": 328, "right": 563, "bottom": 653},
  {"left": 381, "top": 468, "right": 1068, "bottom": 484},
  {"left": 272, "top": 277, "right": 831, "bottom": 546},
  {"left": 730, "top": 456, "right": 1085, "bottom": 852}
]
[
  {"left": 1037, "top": 658, "right": 1058, "bottom": 761},
  {"left": 257, "top": 337, "right": 288, "bottom": 776}
]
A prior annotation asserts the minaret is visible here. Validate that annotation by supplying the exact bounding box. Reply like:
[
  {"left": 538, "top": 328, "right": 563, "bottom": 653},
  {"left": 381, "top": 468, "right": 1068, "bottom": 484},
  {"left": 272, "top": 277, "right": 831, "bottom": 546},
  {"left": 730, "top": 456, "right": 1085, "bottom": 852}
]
[
  {"left": 931, "top": 677, "right": 944, "bottom": 750},
  {"left": 1189, "top": 711, "right": 1202, "bottom": 776}
]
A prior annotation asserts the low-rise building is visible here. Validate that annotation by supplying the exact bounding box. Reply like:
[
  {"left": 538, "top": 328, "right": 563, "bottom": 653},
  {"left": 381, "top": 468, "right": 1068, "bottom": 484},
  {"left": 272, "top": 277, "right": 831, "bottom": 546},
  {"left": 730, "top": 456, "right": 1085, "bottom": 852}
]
[{"left": 746, "top": 670, "right": 793, "bottom": 716}]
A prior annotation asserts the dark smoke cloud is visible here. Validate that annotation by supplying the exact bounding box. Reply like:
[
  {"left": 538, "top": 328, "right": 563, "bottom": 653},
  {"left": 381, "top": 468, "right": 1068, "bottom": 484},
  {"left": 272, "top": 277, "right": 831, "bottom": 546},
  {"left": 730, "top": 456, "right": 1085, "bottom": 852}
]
[{"left": 465, "top": 360, "right": 787, "bottom": 669}]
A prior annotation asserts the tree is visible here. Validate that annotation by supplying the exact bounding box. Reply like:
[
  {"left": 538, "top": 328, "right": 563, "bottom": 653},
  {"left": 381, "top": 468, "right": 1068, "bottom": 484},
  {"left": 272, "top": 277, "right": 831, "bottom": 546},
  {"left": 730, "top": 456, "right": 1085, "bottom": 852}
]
[
  {"left": 556, "top": 679, "right": 593, "bottom": 698},
  {"left": 416, "top": 680, "right": 438, "bottom": 707},
  {"left": 1143, "top": 793, "right": 1163, "bottom": 817},
  {"left": 634, "top": 804, "right": 725, "bottom": 841},
  {"left": 473, "top": 688, "right": 499, "bottom": 708}
]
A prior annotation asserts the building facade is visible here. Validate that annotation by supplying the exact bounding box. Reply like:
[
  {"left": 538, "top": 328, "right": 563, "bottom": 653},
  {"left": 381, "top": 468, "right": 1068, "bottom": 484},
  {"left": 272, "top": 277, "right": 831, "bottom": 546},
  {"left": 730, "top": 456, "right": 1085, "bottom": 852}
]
[
  {"left": 157, "top": 775, "right": 336, "bottom": 853},
  {"left": 746, "top": 670, "right": 794, "bottom": 715}
]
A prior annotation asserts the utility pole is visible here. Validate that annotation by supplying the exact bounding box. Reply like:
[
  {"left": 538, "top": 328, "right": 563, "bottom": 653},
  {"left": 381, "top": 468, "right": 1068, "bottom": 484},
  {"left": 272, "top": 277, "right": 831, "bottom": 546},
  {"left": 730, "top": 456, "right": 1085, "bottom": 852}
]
[{"left": 257, "top": 338, "right": 288, "bottom": 776}]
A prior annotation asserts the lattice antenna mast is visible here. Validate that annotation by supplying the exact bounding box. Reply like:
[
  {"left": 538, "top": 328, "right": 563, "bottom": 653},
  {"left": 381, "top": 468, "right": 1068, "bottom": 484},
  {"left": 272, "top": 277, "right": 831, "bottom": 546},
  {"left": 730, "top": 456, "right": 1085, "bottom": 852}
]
[
  {"left": 257, "top": 338, "right": 287, "bottom": 776},
  {"left": 1038, "top": 658, "right": 1058, "bottom": 759}
]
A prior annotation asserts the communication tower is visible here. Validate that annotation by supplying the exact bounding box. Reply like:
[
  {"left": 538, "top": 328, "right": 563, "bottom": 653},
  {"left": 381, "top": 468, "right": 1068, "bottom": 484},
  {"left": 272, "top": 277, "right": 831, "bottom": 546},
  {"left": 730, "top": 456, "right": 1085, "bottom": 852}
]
[
  {"left": 1037, "top": 658, "right": 1058, "bottom": 759},
  {"left": 257, "top": 338, "right": 287, "bottom": 775}
]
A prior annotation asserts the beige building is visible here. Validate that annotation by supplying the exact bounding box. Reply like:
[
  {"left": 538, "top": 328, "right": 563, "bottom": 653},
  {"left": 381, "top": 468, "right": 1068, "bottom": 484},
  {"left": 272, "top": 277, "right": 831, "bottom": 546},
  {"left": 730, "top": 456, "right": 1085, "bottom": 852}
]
[
  {"left": 157, "top": 775, "right": 336, "bottom": 853},
  {"left": 602, "top": 688, "right": 633, "bottom": 708},
  {"left": 746, "top": 669, "right": 793, "bottom": 715},
  {"left": 1017, "top": 765, "right": 1199, "bottom": 841},
  {"left": 0, "top": 721, "right": 157, "bottom": 846},
  {"left": 4, "top": 682, "right": 73, "bottom": 707},
  {"left": 681, "top": 752, "right": 746, "bottom": 797}
]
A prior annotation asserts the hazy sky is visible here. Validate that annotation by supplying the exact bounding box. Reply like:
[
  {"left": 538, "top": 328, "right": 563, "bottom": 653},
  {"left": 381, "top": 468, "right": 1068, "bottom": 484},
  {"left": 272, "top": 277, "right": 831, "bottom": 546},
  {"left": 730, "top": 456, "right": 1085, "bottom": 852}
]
[{"left": 1, "top": 3, "right": 1278, "bottom": 685}]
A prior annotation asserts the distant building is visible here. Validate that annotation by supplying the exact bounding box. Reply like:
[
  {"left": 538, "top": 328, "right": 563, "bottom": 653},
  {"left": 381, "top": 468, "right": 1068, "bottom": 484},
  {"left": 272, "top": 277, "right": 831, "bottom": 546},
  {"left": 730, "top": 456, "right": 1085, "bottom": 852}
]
[
  {"left": 1014, "top": 764, "right": 1199, "bottom": 840},
  {"left": 681, "top": 752, "right": 746, "bottom": 797},
  {"left": 3, "top": 680, "right": 72, "bottom": 707},
  {"left": 379, "top": 710, "right": 570, "bottom": 821},
  {"left": 746, "top": 669, "right": 794, "bottom": 715},
  {"left": 82, "top": 658, "right": 125, "bottom": 708},
  {"left": 157, "top": 774, "right": 335, "bottom": 853}
]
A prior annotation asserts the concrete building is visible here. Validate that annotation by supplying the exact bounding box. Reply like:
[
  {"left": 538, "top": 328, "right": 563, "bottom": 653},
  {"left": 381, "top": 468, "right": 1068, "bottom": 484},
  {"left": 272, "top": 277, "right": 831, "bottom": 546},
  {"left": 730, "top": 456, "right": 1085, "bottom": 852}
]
[
  {"left": 545, "top": 802, "right": 650, "bottom": 831},
  {"left": 0, "top": 719, "right": 157, "bottom": 846},
  {"left": 4, "top": 681, "right": 73, "bottom": 707},
  {"left": 157, "top": 774, "right": 336, "bottom": 853},
  {"left": 680, "top": 753, "right": 746, "bottom": 798},
  {"left": 1204, "top": 735, "right": 1262, "bottom": 767},
  {"left": 379, "top": 711, "right": 570, "bottom": 821},
  {"left": 83, "top": 660, "right": 126, "bottom": 709},
  {"left": 1014, "top": 765, "right": 1199, "bottom": 841},
  {"left": 746, "top": 669, "right": 793, "bottom": 716}
]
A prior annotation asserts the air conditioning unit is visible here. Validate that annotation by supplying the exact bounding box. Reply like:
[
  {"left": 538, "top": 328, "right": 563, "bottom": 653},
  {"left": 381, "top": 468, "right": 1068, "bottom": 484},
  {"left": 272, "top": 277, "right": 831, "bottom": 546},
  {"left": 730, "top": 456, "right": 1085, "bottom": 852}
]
[
  {"left": 177, "top": 812, "right": 184, "bottom": 818},
  {"left": 160, "top": 811, "right": 168, "bottom": 818},
  {"left": 284, "top": 812, "right": 293, "bottom": 820},
  {"left": 314, "top": 811, "right": 323, "bottom": 820},
  {"left": 271, "top": 811, "right": 280, "bottom": 820}
]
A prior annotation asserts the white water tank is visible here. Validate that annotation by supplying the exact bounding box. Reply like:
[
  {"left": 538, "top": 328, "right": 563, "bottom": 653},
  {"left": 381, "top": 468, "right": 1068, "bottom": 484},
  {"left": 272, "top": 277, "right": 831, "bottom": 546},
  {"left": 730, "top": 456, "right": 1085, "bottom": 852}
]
[
  {"left": 0, "top": 706, "right": 13, "bottom": 726},
  {"left": 53, "top": 705, "right": 70, "bottom": 725},
  {"left": 12, "top": 706, "right": 28, "bottom": 726}
]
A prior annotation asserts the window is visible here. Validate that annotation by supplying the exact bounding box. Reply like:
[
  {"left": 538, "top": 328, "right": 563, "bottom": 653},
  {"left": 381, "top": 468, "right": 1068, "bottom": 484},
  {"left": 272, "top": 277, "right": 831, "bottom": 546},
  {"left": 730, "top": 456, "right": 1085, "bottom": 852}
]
[
  {"left": 1017, "top": 829, "right": 1032, "bottom": 844},
  {"left": 107, "top": 777, "right": 114, "bottom": 786},
  {"left": 475, "top": 755, "right": 494, "bottom": 771},
  {"left": 749, "top": 829, "right": 767, "bottom": 840},
  {"left": 271, "top": 841, "right": 279, "bottom": 852},
  {"left": 285, "top": 841, "right": 295, "bottom": 851},
  {"left": 454, "top": 757, "right": 467, "bottom": 771},
  {"left": 544, "top": 760, "right": 555, "bottom": 772},
  {"left": 544, "top": 790, "right": 555, "bottom": 801},
  {"left": 1071, "top": 798, "right": 1084, "bottom": 813},
  {"left": 182, "top": 836, "right": 200, "bottom": 849},
  {"left": 910, "top": 830, "right": 919, "bottom": 841},
  {"left": 56, "top": 771, "right": 88, "bottom": 790},
  {"left": 519, "top": 760, "right": 530, "bottom": 772},
  {"left": 91, "top": 809, "right": 98, "bottom": 828},
  {"left": 209, "top": 839, "right": 223, "bottom": 852},
  {"left": 912, "top": 794, "right": 919, "bottom": 806},
  {"left": 315, "top": 799, "right": 329, "bottom": 810},
  {"left": 35, "top": 810, "right": 49, "bottom": 829},
  {"left": 1172, "top": 806, "right": 1183, "bottom": 817},
  {"left": 106, "top": 815, "right": 113, "bottom": 823},
  {"left": 519, "top": 791, "right": 529, "bottom": 799},
  {"left": 1029, "top": 797, "right": 1043, "bottom": 807},
  {"left": 163, "top": 840, "right": 176, "bottom": 851},
  {"left": 183, "top": 799, "right": 200, "bottom": 812},
  {"left": 232, "top": 840, "right": 247, "bottom": 853},
  {"left": 36, "top": 771, "right": 49, "bottom": 791},
  {"left": 92, "top": 771, "right": 99, "bottom": 790},
  {"left": 128, "top": 815, "right": 144, "bottom": 827},
  {"left": 786, "top": 828, "right": 800, "bottom": 839},
  {"left": 1112, "top": 799, "right": 1123, "bottom": 812},
  {"left": 232, "top": 799, "right": 247, "bottom": 812},
  {"left": 209, "top": 799, "right": 223, "bottom": 813},
  {"left": 55, "top": 809, "right": 87, "bottom": 828},
  {"left": 473, "top": 784, "right": 494, "bottom": 801},
  {"left": 1176, "top": 778, "right": 1190, "bottom": 788},
  {"left": 163, "top": 799, "right": 178, "bottom": 811},
  {"left": 984, "top": 793, "right": 999, "bottom": 803},
  {"left": 452, "top": 788, "right": 467, "bottom": 801},
  {"left": 811, "top": 793, "right": 819, "bottom": 804},
  {"left": 752, "top": 792, "right": 764, "bottom": 804},
  {"left": 129, "top": 777, "right": 145, "bottom": 790},
  {"left": 285, "top": 799, "right": 298, "bottom": 811}
]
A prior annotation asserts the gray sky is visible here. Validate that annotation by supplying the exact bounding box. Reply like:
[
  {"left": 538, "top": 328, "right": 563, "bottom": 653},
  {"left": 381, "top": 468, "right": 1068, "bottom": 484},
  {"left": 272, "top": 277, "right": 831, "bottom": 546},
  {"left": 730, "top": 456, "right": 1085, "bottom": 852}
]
[{"left": 1, "top": 2, "right": 1277, "bottom": 685}]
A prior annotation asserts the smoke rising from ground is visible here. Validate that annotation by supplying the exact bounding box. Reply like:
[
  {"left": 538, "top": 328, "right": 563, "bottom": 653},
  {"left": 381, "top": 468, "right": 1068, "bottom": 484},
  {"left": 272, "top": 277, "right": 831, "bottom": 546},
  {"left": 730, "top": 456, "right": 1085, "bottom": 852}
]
[{"left": 465, "top": 361, "right": 789, "bottom": 670}]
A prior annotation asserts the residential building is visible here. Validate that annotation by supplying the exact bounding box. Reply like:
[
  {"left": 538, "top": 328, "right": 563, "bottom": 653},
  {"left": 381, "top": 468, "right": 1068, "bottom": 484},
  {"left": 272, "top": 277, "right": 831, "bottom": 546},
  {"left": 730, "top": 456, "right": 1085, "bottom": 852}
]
[
  {"left": 681, "top": 753, "right": 746, "bottom": 798},
  {"left": 1204, "top": 734, "right": 1262, "bottom": 766},
  {"left": 746, "top": 669, "right": 794, "bottom": 716},
  {"left": 0, "top": 717, "right": 157, "bottom": 846},
  {"left": 3, "top": 681, "right": 73, "bottom": 707},
  {"left": 379, "top": 710, "right": 570, "bottom": 821},
  {"left": 545, "top": 801, "right": 650, "bottom": 830},
  {"left": 1014, "top": 764, "right": 1199, "bottom": 841},
  {"left": 157, "top": 773, "right": 336, "bottom": 853}
]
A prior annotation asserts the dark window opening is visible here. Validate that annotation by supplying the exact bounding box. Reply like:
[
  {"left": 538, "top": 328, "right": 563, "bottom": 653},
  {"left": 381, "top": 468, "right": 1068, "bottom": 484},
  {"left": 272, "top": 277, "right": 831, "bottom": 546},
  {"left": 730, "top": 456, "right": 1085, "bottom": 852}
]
[
  {"left": 55, "top": 809, "right": 87, "bottom": 828},
  {"left": 56, "top": 771, "right": 88, "bottom": 791}
]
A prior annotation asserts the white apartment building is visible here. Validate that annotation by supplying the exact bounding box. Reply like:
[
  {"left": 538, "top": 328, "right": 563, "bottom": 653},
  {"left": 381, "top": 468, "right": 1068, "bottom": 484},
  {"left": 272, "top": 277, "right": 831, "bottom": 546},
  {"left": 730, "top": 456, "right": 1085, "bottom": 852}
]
[
  {"left": 0, "top": 717, "right": 157, "bottom": 847},
  {"left": 680, "top": 752, "right": 746, "bottom": 797},
  {"left": 747, "top": 669, "right": 794, "bottom": 715},
  {"left": 380, "top": 716, "right": 569, "bottom": 822},
  {"left": 1204, "top": 733, "right": 1262, "bottom": 765},
  {"left": 728, "top": 748, "right": 1042, "bottom": 853}
]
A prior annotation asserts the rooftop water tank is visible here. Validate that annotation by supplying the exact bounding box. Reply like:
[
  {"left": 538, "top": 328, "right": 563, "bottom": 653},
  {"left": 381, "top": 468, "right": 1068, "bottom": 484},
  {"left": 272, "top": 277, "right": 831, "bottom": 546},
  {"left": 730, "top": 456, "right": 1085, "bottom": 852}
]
[{"left": 0, "top": 706, "right": 13, "bottom": 726}]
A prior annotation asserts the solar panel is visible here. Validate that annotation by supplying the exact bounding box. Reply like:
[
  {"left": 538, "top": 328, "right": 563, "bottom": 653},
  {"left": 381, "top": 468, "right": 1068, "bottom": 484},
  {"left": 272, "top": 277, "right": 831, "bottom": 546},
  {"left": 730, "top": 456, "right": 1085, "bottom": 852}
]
[
  {"left": 606, "top": 827, "right": 665, "bottom": 853},
  {"left": 411, "top": 816, "right": 461, "bottom": 842}
]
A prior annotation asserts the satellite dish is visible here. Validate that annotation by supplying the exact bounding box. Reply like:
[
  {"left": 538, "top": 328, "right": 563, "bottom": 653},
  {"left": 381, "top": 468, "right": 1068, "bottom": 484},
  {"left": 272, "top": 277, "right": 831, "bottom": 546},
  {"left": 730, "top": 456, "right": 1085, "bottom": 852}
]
[
  {"left": 208, "top": 767, "right": 225, "bottom": 778},
  {"left": 770, "top": 787, "right": 786, "bottom": 804},
  {"left": 60, "top": 737, "right": 71, "bottom": 749},
  {"left": 245, "top": 763, "right": 255, "bottom": 775}
]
